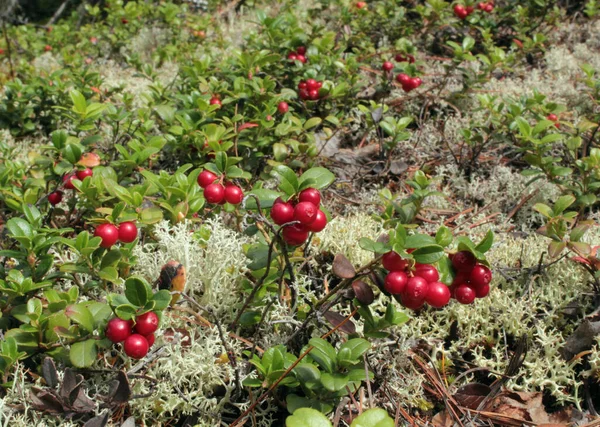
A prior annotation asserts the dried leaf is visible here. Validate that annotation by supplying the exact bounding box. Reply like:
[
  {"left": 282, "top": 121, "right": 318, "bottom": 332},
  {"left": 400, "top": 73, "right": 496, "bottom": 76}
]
[
  {"left": 70, "top": 387, "right": 96, "bottom": 413},
  {"left": 59, "top": 368, "right": 80, "bottom": 401},
  {"left": 454, "top": 383, "right": 491, "bottom": 409},
  {"left": 30, "top": 388, "right": 63, "bottom": 414},
  {"left": 324, "top": 310, "right": 356, "bottom": 334},
  {"left": 83, "top": 411, "right": 110, "bottom": 427},
  {"left": 42, "top": 357, "right": 59, "bottom": 389},
  {"left": 486, "top": 390, "right": 572, "bottom": 425},
  {"left": 351, "top": 280, "right": 374, "bottom": 305},
  {"left": 107, "top": 371, "right": 131, "bottom": 404},
  {"left": 560, "top": 320, "right": 600, "bottom": 360},
  {"left": 332, "top": 254, "right": 356, "bottom": 278},
  {"left": 431, "top": 410, "right": 453, "bottom": 427}
]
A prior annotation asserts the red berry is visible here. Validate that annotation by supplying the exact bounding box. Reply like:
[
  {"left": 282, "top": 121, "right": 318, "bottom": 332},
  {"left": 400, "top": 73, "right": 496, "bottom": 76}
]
[
  {"left": 415, "top": 264, "right": 440, "bottom": 283},
  {"left": 298, "top": 188, "right": 321, "bottom": 206},
  {"left": 382, "top": 251, "right": 408, "bottom": 272},
  {"left": 296, "top": 54, "right": 307, "bottom": 63},
  {"left": 454, "top": 4, "right": 468, "bottom": 19},
  {"left": 382, "top": 61, "right": 394, "bottom": 72},
  {"left": 401, "top": 295, "right": 425, "bottom": 310},
  {"left": 484, "top": 3, "right": 493, "bottom": 11},
  {"left": 455, "top": 284, "right": 476, "bottom": 304},
  {"left": 123, "top": 334, "right": 149, "bottom": 359},
  {"left": 452, "top": 270, "right": 471, "bottom": 286},
  {"left": 271, "top": 201, "right": 295, "bottom": 225},
  {"left": 466, "top": 5, "right": 474, "bottom": 14},
  {"left": 76, "top": 168, "right": 93, "bottom": 180},
  {"left": 48, "top": 191, "right": 63, "bottom": 205},
  {"left": 105, "top": 318, "right": 132, "bottom": 343},
  {"left": 224, "top": 184, "right": 244, "bottom": 205},
  {"left": 134, "top": 311, "right": 159, "bottom": 336},
  {"left": 475, "top": 283, "right": 490, "bottom": 298},
  {"left": 204, "top": 183, "right": 225, "bottom": 204},
  {"left": 477, "top": 2, "right": 486, "bottom": 9},
  {"left": 121, "top": 18, "right": 128, "bottom": 24},
  {"left": 145, "top": 333, "right": 155, "bottom": 347},
  {"left": 44, "top": 45, "right": 52, "bottom": 52},
  {"left": 63, "top": 173, "right": 77, "bottom": 190},
  {"left": 470, "top": 264, "right": 492, "bottom": 287},
  {"left": 384, "top": 271, "right": 408, "bottom": 294},
  {"left": 306, "top": 79, "right": 319, "bottom": 90},
  {"left": 308, "top": 210, "right": 327, "bottom": 232},
  {"left": 95, "top": 223, "right": 119, "bottom": 248},
  {"left": 209, "top": 97, "right": 222, "bottom": 107},
  {"left": 403, "top": 276, "right": 429, "bottom": 302},
  {"left": 198, "top": 170, "right": 218, "bottom": 188},
  {"left": 356, "top": 1, "right": 367, "bottom": 8},
  {"left": 547, "top": 113, "right": 558, "bottom": 122},
  {"left": 396, "top": 73, "right": 410, "bottom": 85},
  {"left": 282, "top": 224, "right": 309, "bottom": 246},
  {"left": 296, "top": 46, "right": 306, "bottom": 55},
  {"left": 298, "top": 81, "right": 308, "bottom": 90},
  {"left": 452, "top": 251, "right": 476, "bottom": 272},
  {"left": 411, "top": 77, "right": 422, "bottom": 89},
  {"left": 277, "top": 101, "right": 289, "bottom": 114},
  {"left": 118, "top": 221, "right": 138, "bottom": 243},
  {"left": 294, "top": 201, "right": 318, "bottom": 225},
  {"left": 426, "top": 282, "right": 451, "bottom": 308},
  {"left": 308, "top": 89, "right": 319, "bottom": 100},
  {"left": 288, "top": 52, "right": 298, "bottom": 61}
]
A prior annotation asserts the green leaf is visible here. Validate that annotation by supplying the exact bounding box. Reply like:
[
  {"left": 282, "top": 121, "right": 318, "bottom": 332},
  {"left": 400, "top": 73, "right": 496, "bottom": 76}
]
[
  {"left": 308, "top": 338, "right": 337, "bottom": 373},
  {"left": 152, "top": 290, "right": 172, "bottom": 310},
  {"left": 140, "top": 207, "right": 164, "bottom": 224},
  {"left": 272, "top": 165, "right": 299, "bottom": 195},
  {"left": 350, "top": 408, "right": 394, "bottom": 427},
  {"left": 320, "top": 372, "right": 349, "bottom": 392},
  {"left": 475, "top": 230, "right": 494, "bottom": 253},
  {"left": 553, "top": 195, "right": 576, "bottom": 215},
  {"left": 435, "top": 226, "right": 453, "bottom": 247},
  {"left": 286, "top": 408, "right": 332, "bottom": 427},
  {"left": 6, "top": 217, "right": 34, "bottom": 240},
  {"left": 533, "top": 203, "right": 553, "bottom": 218},
  {"left": 339, "top": 338, "right": 370, "bottom": 362},
  {"left": 70, "top": 90, "right": 87, "bottom": 115},
  {"left": 245, "top": 189, "right": 281, "bottom": 210},
  {"left": 124, "top": 276, "right": 151, "bottom": 307},
  {"left": 515, "top": 117, "right": 531, "bottom": 138},
  {"left": 65, "top": 304, "right": 94, "bottom": 333},
  {"left": 358, "top": 238, "right": 390, "bottom": 254},
  {"left": 304, "top": 117, "right": 322, "bottom": 130},
  {"left": 69, "top": 339, "right": 97, "bottom": 368},
  {"left": 548, "top": 240, "right": 566, "bottom": 258},
  {"left": 404, "top": 234, "right": 436, "bottom": 248},
  {"left": 299, "top": 167, "right": 335, "bottom": 190},
  {"left": 412, "top": 245, "right": 444, "bottom": 264}
]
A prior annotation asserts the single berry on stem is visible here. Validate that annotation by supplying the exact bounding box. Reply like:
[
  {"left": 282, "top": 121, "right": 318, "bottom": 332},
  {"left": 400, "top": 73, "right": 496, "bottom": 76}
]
[
  {"left": 455, "top": 284, "right": 476, "bottom": 304},
  {"left": 425, "top": 282, "right": 451, "bottom": 308},
  {"left": 224, "top": 184, "right": 244, "bottom": 205},
  {"left": 382, "top": 251, "right": 408, "bottom": 272},
  {"left": 134, "top": 311, "right": 159, "bottom": 336},
  {"left": 308, "top": 210, "right": 327, "bottom": 232},
  {"left": 294, "top": 201, "right": 318, "bottom": 225},
  {"left": 204, "top": 183, "right": 226, "bottom": 204},
  {"left": 298, "top": 188, "right": 321, "bottom": 207},
  {"left": 105, "top": 318, "right": 133, "bottom": 343},
  {"left": 384, "top": 271, "right": 408, "bottom": 294},
  {"left": 48, "top": 191, "right": 63, "bottom": 206},
  {"left": 118, "top": 221, "right": 138, "bottom": 243},
  {"left": 123, "top": 334, "right": 149, "bottom": 359},
  {"left": 451, "top": 251, "right": 476, "bottom": 272},
  {"left": 282, "top": 224, "right": 309, "bottom": 246},
  {"left": 271, "top": 200, "right": 295, "bottom": 225},
  {"left": 95, "top": 223, "right": 119, "bottom": 249},
  {"left": 198, "top": 170, "right": 218, "bottom": 188}
]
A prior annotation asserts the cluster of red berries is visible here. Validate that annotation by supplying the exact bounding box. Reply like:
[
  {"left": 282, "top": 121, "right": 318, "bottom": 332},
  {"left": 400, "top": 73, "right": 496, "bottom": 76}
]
[
  {"left": 105, "top": 311, "right": 159, "bottom": 359},
  {"left": 454, "top": 2, "right": 493, "bottom": 19},
  {"left": 476, "top": 1, "right": 494, "bottom": 12},
  {"left": 449, "top": 251, "right": 492, "bottom": 304},
  {"left": 94, "top": 222, "right": 138, "bottom": 249},
  {"left": 271, "top": 188, "right": 327, "bottom": 246},
  {"left": 382, "top": 251, "right": 450, "bottom": 310},
  {"left": 287, "top": 46, "right": 307, "bottom": 64},
  {"left": 547, "top": 113, "right": 560, "bottom": 128},
  {"left": 48, "top": 167, "right": 95, "bottom": 206},
  {"left": 395, "top": 53, "right": 415, "bottom": 63},
  {"left": 396, "top": 73, "right": 422, "bottom": 92},
  {"left": 197, "top": 170, "right": 244, "bottom": 205},
  {"left": 298, "top": 79, "right": 323, "bottom": 101}
]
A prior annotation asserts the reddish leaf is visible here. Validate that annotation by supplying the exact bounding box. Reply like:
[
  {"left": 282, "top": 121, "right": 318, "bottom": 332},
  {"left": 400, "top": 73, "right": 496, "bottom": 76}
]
[
  {"left": 238, "top": 123, "right": 259, "bottom": 132},
  {"left": 332, "top": 253, "right": 356, "bottom": 278},
  {"left": 453, "top": 383, "right": 491, "bottom": 409},
  {"left": 324, "top": 310, "right": 356, "bottom": 334},
  {"left": 351, "top": 280, "right": 374, "bottom": 305}
]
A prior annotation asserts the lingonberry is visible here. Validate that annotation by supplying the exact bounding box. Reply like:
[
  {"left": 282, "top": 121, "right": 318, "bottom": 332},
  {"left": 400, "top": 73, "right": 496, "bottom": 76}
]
[
  {"left": 198, "top": 170, "right": 218, "bottom": 188},
  {"left": 382, "top": 61, "right": 394, "bottom": 72},
  {"left": 454, "top": 284, "right": 476, "bottom": 304},
  {"left": 271, "top": 200, "right": 295, "bottom": 225},
  {"left": 454, "top": 4, "right": 468, "bottom": 19},
  {"left": 224, "top": 184, "right": 244, "bottom": 205},
  {"left": 401, "top": 295, "right": 425, "bottom": 310},
  {"left": 382, "top": 251, "right": 408, "bottom": 272},
  {"left": 425, "top": 282, "right": 451, "bottom": 308},
  {"left": 294, "top": 201, "right": 318, "bottom": 225},
  {"left": 145, "top": 333, "right": 156, "bottom": 347},
  {"left": 452, "top": 270, "right": 471, "bottom": 286},
  {"left": 134, "top": 311, "right": 159, "bottom": 336},
  {"left": 547, "top": 113, "right": 558, "bottom": 121},
  {"left": 477, "top": 2, "right": 486, "bottom": 9},
  {"left": 308, "top": 210, "right": 328, "bottom": 232},
  {"left": 296, "top": 54, "right": 307, "bottom": 63},
  {"left": 475, "top": 283, "right": 490, "bottom": 298},
  {"left": 451, "top": 251, "right": 476, "bottom": 272},
  {"left": 44, "top": 45, "right": 52, "bottom": 52},
  {"left": 209, "top": 97, "right": 222, "bottom": 107},
  {"left": 396, "top": 73, "right": 410, "bottom": 85},
  {"left": 356, "top": 1, "right": 367, "bottom": 8},
  {"left": 95, "top": 223, "right": 119, "bottom": 248},
  {"left": 470, "top": 264, "right": 492, "bottom": 287},
  {"left": 308, "top": 89, "right": 319, "bottom": 100},
  {"left": 48, "top": 191, "right": 63, "bottom": 205},
  {"left": 282, "top": 224, "right": 309, "bottom": 246},
  {"left": 288, "top": 52, "right": 298, "bottom": 61},
  {"left": 403, "top": 276, "right": 429, "bottom": 302},
  {"left": 76, "top": 168, "right": 93, "bottom": 180},
  {"left": 484, "top": 3, "right": 493, "bottom": 11},
  {"left": 415, "top": 264, "right": 440, "bottom": 283},
  {"left": 118, "top": 221, "right": 138, "bottom": 243},
  {"left": 466, "top": 5, "right": 474, "bottom": 14},
  {"left": 298, "top": 81, "right": 308, "bottom": 90},
  {"left": 123, "top": 334, "right": 149, "bottom": 359},
  {"left": 298, "top": 188, "right": 321, "bottom": 207},
  {"left": 105, "top": 318, "right": 132, "bottom": 343},
  {"left": 63, "top": 173, "right": 78, "bottom": 190},
  {"left": 296, "top": 46, "right": 306, "bottom": 55},
  {"left": 277, "top": 101, "right": 289, "bottom": 114},
  {"left": 306, "top": 79, "right": 318, "bottom": 90},
  {"left": 204, "top": 183, "right": 226, "bottom": 204},
  {"left": 384, "top": 271, "right": 408, "bottom": 294}
]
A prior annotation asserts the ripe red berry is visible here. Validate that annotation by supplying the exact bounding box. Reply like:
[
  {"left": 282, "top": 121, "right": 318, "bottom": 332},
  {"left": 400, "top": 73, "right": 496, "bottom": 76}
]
[
  {"left": 294, "top": 201, "right": 318, "bottom": 225},
  {"left": 452, "top": 251, "right": 476, "bottom": 272},
  {"left": 547, "top": 113, "right": 558, "bottom": 122},
  {"left": 308, "top": 89, "right": 319, "bottom": 100},
  {"left": 454, "top": 4, "right": 468, "bottom": 19},
  {"left": 44, "top": 45, "right": 52, "bottom": 52},
  {"left": 426, "top": 282, "right": 451, "bottom": 308},
  {"left": 305, "top": 79, "right": 318, "bottom": 90},
  {"left": 299, "top": 89, "right": 310, "bottom": 100},
  {"left": 477, "top": 2, "right": 486, "bottom": 9},
  {"left": 105, "top": 318, "right": 132, "bottom": 343},
  {"left": 198, "top": 170, "right": 218, "bottom": 188},
  {"left": 288, "top": 52, "right": 298, "bottom": 61},
  {"left": 224, "top": 184, "right": 244, "bottom": 205},
  {"left": 48, "top": 191, "right": 63, "bottom": 205},
  {"left": 455, "top": 284, "right": 476, "bottom": 304},
  {"left": 271, "top": 200, "right": 295, "bottom": 225},
  {"left": 403, "top": 276, "right": 429, "bottom": 302},
  {"left": 76, "top": 168, "right": 93, "bottom": 180},
  {"left": 411, "top": 77, "right": 422, "bottom": 89},
  {"left": 470, "top": 264, "right": 492, "bottom": 287},
  {"left": 466, "top": 5, "right": 474, "bottom": 14},
  {"left": 308, "top": 210, "right": 327, "bottom": 232},
  {"left": 282, "top": 224, "right": 309, "bottom": 246},
  {"left": 298, "top": 188, "right": 321, "bottom": 207},
  {"left": 63, "top": 173, "right": 77, "bottom": 190},
  {"left": 123, "top": 334, "right": 149, "bottom": 359},
  {"left": 204, "top": 183, "right": 225, "bottom": 204},
  {"left": 134, "top": 311, "right": 159, "bottom": 336},
  {"left": 452, "top": 270, "right": 471, "bottom": 286},
  {"left": 396, "top": 73, "right": 410, "bottom": 85},
  {"left": 401, "top": 295, "right": 425, "bottom": 310},
  {"left": 145, "top": 333, "right": 155, "bottom": 347},
  {"left": 356, "top": 1, "right": 367, "bottom": 8},
  {"left": 384, "top": 271, "right": 408, "bottom": 294},
  {"left": 209, "top": 97, "right": 222, "bottom": 107},
  {"left": 484, "top": 3, "right": 493, "bottom": 12},
  {"left": 298, "top": 81, "right": 308, "bottom": 90},
  {"left": 118, "top": 221, "right": 138, "bottom": 243},
  {"left": 475, "top": 283, "right": 490, "bottom": 298},
  {"left": 95, "top": 223, "right": 119, "bottom": 248},
  {"left": 121, "top": 18, "right": 129, "bottom": 24},
  {"left": 382, "top": 251, "right": 408, "bottom": 272},
  {"left": 415, "top": 264, "right": 440, "bottom": 283},
  {"left": 382, "top": 61, "right": 394, "bottom": 72},
  {"left": 277, "top": 101, "right": 289, "bottom": 114},
  {"left": 296, "top": 46, "right": 306, "bottom": 55},
  {"left": 296, "top": 54, "right": 307, "bottom": 63}
]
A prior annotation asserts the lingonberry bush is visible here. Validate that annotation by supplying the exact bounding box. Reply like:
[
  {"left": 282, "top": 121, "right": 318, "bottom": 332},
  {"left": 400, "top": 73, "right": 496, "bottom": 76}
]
[{"left": 1, "top": 0, "right": 600, "bottom": 425}]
